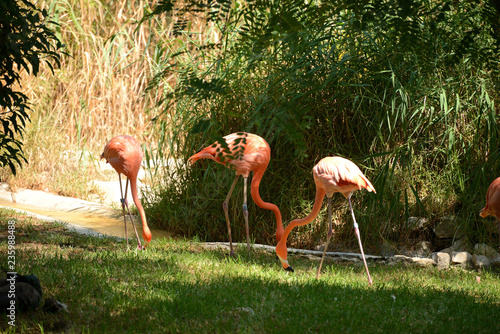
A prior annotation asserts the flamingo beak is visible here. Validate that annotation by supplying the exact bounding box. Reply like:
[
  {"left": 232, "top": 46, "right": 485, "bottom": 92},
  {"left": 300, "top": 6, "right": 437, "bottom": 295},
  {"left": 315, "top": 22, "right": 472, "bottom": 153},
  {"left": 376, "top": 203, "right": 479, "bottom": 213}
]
[{"left": 277, "top": 254, "right": 294, "bottom": 272}]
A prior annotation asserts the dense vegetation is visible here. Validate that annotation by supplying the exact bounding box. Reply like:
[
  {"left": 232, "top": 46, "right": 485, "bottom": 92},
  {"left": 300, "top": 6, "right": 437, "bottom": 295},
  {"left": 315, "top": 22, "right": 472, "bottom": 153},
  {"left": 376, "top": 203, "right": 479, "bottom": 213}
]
[
  {"left": 2, "top": 0, "right": 500, "bottom": 253},
  {"left": 144, "top": 0, "right": 500, "bottom": 253}
]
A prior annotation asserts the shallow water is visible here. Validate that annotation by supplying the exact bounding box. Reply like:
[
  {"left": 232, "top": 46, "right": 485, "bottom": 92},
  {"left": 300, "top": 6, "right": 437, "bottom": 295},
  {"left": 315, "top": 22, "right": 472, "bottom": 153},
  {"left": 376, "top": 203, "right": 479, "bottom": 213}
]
[{"left": 0, "top": 198, "right": 170, "bottom": 240}]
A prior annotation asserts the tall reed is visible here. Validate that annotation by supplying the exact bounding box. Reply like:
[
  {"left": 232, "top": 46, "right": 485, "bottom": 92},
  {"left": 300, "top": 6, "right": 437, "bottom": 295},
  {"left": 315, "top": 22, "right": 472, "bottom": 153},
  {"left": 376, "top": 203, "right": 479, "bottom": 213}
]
[{"left": 0, "top": 0, "right": 167, "bottom": 197}]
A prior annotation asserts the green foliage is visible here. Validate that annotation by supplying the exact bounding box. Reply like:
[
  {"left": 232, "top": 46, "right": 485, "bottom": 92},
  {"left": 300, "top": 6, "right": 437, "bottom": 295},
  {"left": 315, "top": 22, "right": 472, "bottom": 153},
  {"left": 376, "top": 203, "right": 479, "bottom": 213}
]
[
  {"left": 0, "top": 0, "right": 62, "bottom": 174},
  {"left": 144, "top": 0, "right": 500, "bottom": 251}
]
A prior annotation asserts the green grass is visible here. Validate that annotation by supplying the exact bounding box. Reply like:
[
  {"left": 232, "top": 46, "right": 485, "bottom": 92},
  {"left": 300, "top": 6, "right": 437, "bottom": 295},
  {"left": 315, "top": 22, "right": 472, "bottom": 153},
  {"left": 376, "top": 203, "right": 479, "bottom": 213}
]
[{"left": 1, "top": 208, "right": 500, "bottom": 333}]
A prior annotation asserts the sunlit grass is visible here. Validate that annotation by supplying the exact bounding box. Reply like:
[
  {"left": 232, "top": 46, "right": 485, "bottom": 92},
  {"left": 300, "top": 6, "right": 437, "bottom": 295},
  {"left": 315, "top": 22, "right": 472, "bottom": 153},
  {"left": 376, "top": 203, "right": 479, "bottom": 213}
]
[{"left": 1, "top": 208, "right": 499, "bottom": 333}]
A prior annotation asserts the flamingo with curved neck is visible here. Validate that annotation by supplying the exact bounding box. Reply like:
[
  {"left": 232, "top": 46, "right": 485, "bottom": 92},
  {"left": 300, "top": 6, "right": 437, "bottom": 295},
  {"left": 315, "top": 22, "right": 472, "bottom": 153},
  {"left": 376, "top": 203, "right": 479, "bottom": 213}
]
[
  {"left": 276, "top": 156, "right": 375, "bottom": 285},
  {"left": 189, "top": 132, "right": 284, "bottom": 256},
  {"left": 101, "top": 135, "right": 152, "bottom": 250}
]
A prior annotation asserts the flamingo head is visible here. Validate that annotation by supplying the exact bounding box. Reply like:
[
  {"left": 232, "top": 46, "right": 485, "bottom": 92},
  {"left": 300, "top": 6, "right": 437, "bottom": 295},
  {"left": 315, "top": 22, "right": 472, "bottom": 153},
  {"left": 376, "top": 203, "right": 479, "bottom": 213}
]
[
  {"left": 143, "top": 228, "right": 152, "bottom": 247},
  {"left": 479, "top": 207, "right": 489, "bottom": 218}
]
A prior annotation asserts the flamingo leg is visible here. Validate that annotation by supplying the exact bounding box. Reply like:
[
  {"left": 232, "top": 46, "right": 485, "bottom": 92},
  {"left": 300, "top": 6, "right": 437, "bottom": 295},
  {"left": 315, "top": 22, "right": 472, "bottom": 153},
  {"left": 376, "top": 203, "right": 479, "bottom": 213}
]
[
  {"left": 118, "top": 174, "right": 129, "bottom": 249},
  {"left": 348, "top": 195, "right": 373, "bottom": 285},
  {"left": 243, "top": 176, "right": 251, "bottom": 256},
  {"left": 119, "top": 175, "right": 143, "bottom": 250},
  {"left": 223, "top": 175, "right": 239, "bottom": 257},
  {"left": 317, "top": 196, "right": 332, "bottom": 279}
]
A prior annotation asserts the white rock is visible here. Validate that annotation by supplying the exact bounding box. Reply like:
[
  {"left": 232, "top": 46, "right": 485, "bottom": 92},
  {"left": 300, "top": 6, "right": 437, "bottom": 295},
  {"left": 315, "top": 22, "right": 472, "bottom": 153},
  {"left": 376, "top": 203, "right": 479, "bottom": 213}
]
[
  {"left": 472, "top": 254, "right": 491, "bottom": 270},
  {"left": 439, "top": 247, "right": 453, "bottom": 256},
  {"left": 412, "top": 257, "right": 436, "bottom": 267},
  {"left": 473, "top": 243, "right": 500, "bottom": 259},
  {"left": 491, "top": 257, "right": 500, "bottom": 269},
  {"left": 433, "top": 252, "right": 451, "bottom": 270},
  {"left": 451, "top": 251, "right": 472, "bottom": 268}
]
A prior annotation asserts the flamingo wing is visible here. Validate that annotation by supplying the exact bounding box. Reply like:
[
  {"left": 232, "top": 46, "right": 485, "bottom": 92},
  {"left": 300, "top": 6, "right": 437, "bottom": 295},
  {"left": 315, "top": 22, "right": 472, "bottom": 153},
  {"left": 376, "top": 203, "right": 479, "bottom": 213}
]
[
  {"left": 188, "top": 132, "right": 270, "bottom": 177},
  {"left": 313, "top": 157, "right": 376, "bottom": 197},
  {"left": 101, "top": 135, "right": 142, "bottom": 177}
]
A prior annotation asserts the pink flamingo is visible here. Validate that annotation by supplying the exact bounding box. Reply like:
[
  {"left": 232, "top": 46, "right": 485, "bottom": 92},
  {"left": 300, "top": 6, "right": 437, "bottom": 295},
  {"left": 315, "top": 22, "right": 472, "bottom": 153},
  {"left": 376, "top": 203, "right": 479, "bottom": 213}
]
[
  {"left": 276, "top": 156, "right": 375, "bottom": 284},
  {"left": 101, "top": 135, "right": 152, "bottom": 249},
  {"left": 479, "top": 177, "right": 500, "bottom": 252},
  {"left": 188, "top": 132, "right": 284, "bottom": 256}
]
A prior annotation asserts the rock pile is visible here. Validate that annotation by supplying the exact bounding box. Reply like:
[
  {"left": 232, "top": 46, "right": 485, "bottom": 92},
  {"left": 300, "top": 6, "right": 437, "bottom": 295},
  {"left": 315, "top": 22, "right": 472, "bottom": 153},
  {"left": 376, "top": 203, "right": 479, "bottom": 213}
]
[
  {"left": 387, "top": 215, "right": 500, "bottom": 271},
  {"left": 388, "top": 242, "right": 500, "bottom": 271}
]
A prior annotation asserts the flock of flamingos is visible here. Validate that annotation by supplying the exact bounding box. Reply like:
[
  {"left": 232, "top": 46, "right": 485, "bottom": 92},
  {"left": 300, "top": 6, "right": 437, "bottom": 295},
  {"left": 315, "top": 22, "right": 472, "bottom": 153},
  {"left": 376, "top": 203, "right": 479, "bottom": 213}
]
[{"left": 100, "top": 132, "right": 500, "bottom": 286}]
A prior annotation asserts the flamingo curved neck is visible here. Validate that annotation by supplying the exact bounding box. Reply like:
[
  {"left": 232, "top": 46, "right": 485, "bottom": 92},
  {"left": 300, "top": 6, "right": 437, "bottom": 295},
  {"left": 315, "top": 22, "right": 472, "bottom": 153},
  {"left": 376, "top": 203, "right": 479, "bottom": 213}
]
[
  {"left": 250, "top": 170, "right": 284, "bottom": 240},
  {"left": 276, "top": 187, "right": 326, "bottom": 266},
  {"left": 282, "top": 187, "right": 326, "bottom": 242},
  {"left": 129, "top": 177, "right": 151, "bottom": 242}
]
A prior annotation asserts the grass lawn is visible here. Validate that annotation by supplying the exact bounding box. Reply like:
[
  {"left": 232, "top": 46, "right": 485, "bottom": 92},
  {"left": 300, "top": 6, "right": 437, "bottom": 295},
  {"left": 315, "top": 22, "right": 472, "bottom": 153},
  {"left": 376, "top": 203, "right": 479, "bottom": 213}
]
[{"left": 1, "top": 207, "right": 499, "bottom": 333}]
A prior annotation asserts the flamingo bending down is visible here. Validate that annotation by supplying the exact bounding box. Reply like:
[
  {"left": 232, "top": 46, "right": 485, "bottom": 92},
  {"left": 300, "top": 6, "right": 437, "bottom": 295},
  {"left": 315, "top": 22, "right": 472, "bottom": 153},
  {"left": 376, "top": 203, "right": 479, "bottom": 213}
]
[
  {"left": 101, "top": 135, "right": 152, "bottom": 249},
  {"left": 275, "top": 156, "right": 375, "bottom": 285},
  {"left": 479, "top": 177, "right": 500, "bottom": 252},
  {"left": 188, "top": 132, "right": 284, "bottom": 256}
]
